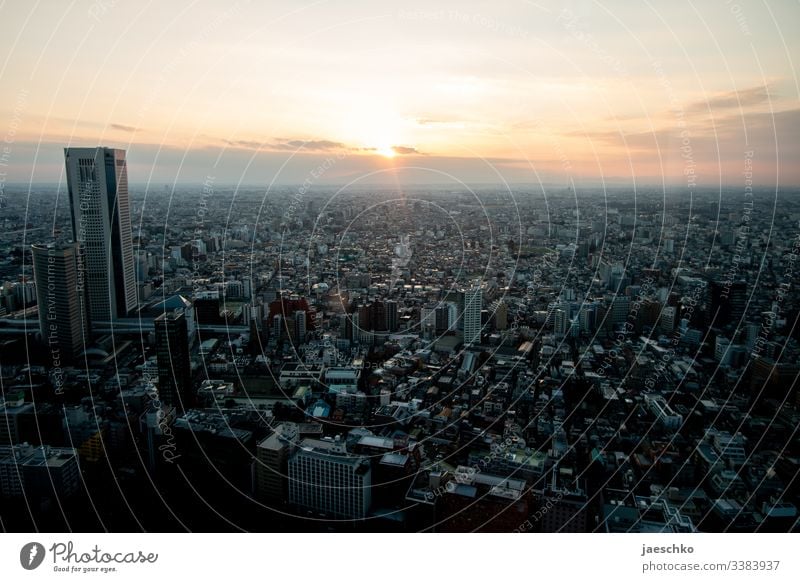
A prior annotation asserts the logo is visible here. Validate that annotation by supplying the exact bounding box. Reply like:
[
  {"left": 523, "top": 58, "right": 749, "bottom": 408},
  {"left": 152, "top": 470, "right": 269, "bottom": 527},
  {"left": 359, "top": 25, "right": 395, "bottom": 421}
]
[{"left": 20, "top": 542, "right": 46, "bottom": 570}]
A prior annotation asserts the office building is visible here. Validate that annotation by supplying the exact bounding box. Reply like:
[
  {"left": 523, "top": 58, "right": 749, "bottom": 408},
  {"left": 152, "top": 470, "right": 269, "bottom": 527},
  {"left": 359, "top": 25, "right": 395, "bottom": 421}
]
[
  {"left": 710, "top": 279, "right": 747, "bottom": 326},
  {"left": 64, "top": 147, "right": 136, "bottom": 321},
  {"left": 645, "top": 394, "right": 684, "bottom": 429},
  {"left": 155, "top": 311, "right": 192, "bottom": 411},
  {"left": 609, "top": 295, "right": 631, "bottom": 328},
  {"left": 463, "top": 283, "right": 482, "bottom": 344},
  {"left": 554, "top": 307, "right": 570, "bottom": 338},
  {"left": 194, "top": 291, "right": 222, "bottom": 326},
  {"left": 31, "top": 243, "right": 89, "bottom": 361},
  {"left": 385, "top": 300, "right": 399, "bottom": 332},
  {"left": 293, "top": 310, "right": 307, "bottom": 344},
  {"left": 288, "top": 438, "right": 371, "bottom": 519},
  {"left": 271, "top": 313, "right": 284, "bottom": 342},
  {"left": 659, "top": 305, "right": 677, "bottom": 333},
  {"left": 0, "top": 444, "right": 80, "bottom": 499},
  {"left": 256, "top": 423, "right": 298, "bottom": 503}
]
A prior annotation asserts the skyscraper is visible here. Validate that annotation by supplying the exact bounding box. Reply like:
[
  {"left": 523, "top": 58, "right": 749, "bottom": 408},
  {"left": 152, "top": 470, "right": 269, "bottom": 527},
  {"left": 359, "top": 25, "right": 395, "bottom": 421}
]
[
  {"left": 64, "top": 147, "right": 136, "bottom": 321},
  {"left": 493, "top": 300, "right": 508, "bottom": 331},
  {"left": 710, "top": 279, "right": 747, "bottom": 326},
  {"left": 293, "top": 309, "right": 307, "bottom": 344},
  {"left": 463, "top": 283, "right": 483, "bottom": 344},
  {"left": 385, "top": 299, "right": 399, "bottom": 332},
  {"left": 31, "top": 243, "right": 89, "bottom": 361},
  {"left": 554, "top": 307, "right": 570, "bottom": 338},
  {"left": 154, "top": 311, "right": 192, "bottom": 411}
]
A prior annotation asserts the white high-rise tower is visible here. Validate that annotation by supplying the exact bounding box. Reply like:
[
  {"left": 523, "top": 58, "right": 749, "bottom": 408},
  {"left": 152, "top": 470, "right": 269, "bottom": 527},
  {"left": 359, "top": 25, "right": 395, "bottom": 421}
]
[{"left": 463, "top": 282, "right": 483, "bottom": 345}]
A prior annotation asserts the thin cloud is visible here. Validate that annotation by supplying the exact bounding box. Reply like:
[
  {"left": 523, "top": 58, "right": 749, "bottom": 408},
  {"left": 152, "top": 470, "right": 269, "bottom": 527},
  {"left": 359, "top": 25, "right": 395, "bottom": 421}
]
[
  {"left": 392, "top": 145, "right": 421, "bottom": 155},
  {"left": 415, "top": 117, "right": 466, "bottom": 126},
  {"left": 687, "top": 84, "right": 772, "bottom": 113},
  {"left": 223, "top": 139, "right": 264, "bottom": 149},
  {"left": 220, "top": 137, "right": 347, "bottom": 152},
  {"left": 110, "top": 123, "right": 139, "bottom": 133},
  {"left": 273, "top": 139, "right": 346, "bottom": 151}
]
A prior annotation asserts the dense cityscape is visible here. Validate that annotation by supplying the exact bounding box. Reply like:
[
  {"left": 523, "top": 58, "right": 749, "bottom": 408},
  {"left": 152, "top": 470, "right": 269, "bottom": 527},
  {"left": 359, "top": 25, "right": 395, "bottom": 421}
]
[{"left": 1, "top": 147, "right": 798, "bottom": 532}]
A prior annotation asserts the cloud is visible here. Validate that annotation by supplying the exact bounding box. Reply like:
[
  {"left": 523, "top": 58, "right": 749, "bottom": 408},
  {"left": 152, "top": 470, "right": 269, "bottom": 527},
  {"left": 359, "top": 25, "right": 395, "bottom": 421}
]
[
  {"left": 391, "top": 145, "right": 421, "bottom": 155},
  {"left": 416, "top": 117, "right": 446, "bottom": 125},
  {"left": 348, "top": 145, "right": 423, "bottom": 155},
  {"left": 566, "top": 107, "right": 799, "bottom": 149},
  {"left": 272, "top": 139, "right": 346, "bottom": 151},
  {"left": 687, "top": 84, "right": 772, "bottom": 113},
  {"left": 222, "top": 137, "right": 348, "bottom": 152},
  {"left": 110, "top": 123, "right": 139, "bottom": 133},
  {"left": 218, "top": 136, "right": 424, "bottom": 155},
  {"left": 223, "top": 139, "right": 264, "bottom": 149},
  {"left": 415, "top": 117, "right": 467, "bottom": 126}
]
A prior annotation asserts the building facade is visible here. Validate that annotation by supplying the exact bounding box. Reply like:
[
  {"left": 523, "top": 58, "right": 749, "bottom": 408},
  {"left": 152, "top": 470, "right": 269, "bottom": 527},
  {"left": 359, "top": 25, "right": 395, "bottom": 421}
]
[
  {"left": 65, "top": 147, "right": 136, "bottom": 321},
  {"left": 31, "top": 243, "right": 89, "bottom": 361},
  {"left": 288, "top": 439, "right": 371, "bottom": 519},
  {"left": 155, "top": 311, "right": 192, "bottom": 411}
]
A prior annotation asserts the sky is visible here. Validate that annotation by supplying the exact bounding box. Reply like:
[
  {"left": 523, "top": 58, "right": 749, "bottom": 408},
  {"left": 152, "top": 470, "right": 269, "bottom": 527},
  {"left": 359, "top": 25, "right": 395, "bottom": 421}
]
[{"left": 0, "top": 0, "right": 798, "bottom": 187}]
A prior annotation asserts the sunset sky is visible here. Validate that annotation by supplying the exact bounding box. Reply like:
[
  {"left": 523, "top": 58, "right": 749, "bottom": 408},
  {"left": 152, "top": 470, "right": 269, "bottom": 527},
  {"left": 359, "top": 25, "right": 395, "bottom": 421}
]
[{"left": 1, "top": 0, "right": 798, "bottom": 186}]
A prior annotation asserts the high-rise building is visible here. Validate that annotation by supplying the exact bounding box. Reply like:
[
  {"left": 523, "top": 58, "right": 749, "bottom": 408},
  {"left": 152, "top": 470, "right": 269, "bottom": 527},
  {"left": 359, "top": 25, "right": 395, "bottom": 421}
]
[
  {"left": 194, "top": 291, "right": 222, "bottom": 326},
  {"left": 371, "top": 300, "right": 387, "bottom": 332},
  {"left": 420, "top": 304, "right": 437, "bottom": 331},
  {"left": 357, "top": 303, "right": 372, "bottom": 332},
  {"left": 155, "top": 311, "right": 192, "bottom": 411},
  {"left": 659, "top": 306, "right": 677, "bottom": 333},
  {"left": 435, "top": 304, "right": 450, "bottom": 332},
  {"left": 493, "top": 300, "right": 508, "bottom": 331},
  {"left": 710, "top": 279, "right": 747, "bottom": 326},
  {"left": 446, "top": 302, "right": 459, "bottom": 331},
  {"left": 288, "top": 438, "right": 371, "bottom": 519},
  {"left": 134, "top": 249, "right": 150, "bottom": 281},
  {"left": 443, "top": 289, "right": 465, "bottom": 331},
  {"left": 385, "top": 300, "right": 399, "bottom": 332},
  {"left": 255, "top": 423, "right": 298, "bottom": 503},
  {"left": 608, "top": 295, "right": 631, "bottom": 329},
  {"left": 272, "top": 313, "right": 284, "bottom": 342},
  {"left": 463, "top": 283, "right": 483, "bottom": 344},
  {"left": 293, "top": 310, "right": 307, "bottom": 344},
  {"left": 31, "top": 243, "right": 89, "bottom": 361},
  {"left": 554, "top": 307, "right": 570, "bottom": 338},
  {"left": 578, "top": 303, "right": 598, "bottom": 333},
  {"left": 64, "top": 147, "right": 136, "bottom": 321}
]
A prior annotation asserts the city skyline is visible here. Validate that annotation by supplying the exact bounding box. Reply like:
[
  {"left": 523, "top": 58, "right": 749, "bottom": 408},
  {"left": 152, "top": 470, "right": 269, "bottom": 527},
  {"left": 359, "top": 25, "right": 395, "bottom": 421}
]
[{"left": 2, "top": 0, "right": 800, "bottom": 552}]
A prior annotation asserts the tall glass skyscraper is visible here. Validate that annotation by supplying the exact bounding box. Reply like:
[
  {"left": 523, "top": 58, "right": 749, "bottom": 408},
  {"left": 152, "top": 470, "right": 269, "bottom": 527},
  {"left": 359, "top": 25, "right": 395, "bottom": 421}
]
[{"left": 64, "top": 147, "right": 136, "bottom": 321}]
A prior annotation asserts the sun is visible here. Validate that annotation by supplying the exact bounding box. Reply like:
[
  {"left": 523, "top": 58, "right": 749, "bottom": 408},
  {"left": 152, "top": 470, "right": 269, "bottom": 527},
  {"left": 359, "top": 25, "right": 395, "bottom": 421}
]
[{"left": 377, "top": 145, "right": 396, "bottom": 158}]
